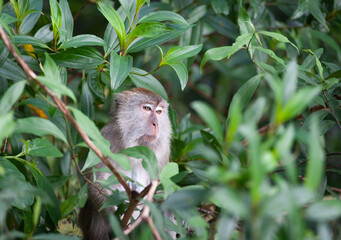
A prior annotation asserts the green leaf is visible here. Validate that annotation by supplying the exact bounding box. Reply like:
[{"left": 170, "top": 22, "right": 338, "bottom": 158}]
[
  {"left": 211, "top": 0, "right": 229, "bottom": 15},
  {"left": 0, "top": 13, "right": 18, "bottom": 25},
  {"left": 0, "top": 58, "right": 26, "bottom": 81},
  {"left": 302, "top": 48, "right": 323, "bottom": 69},
  {"left": 238, "top": 1, "right": 253, "bottom": 34},
  {"left": 98, "top": 0, "right": 125, "bottom": 48},
  {"left": 29, "top": 166, "right": 61, "bottom": 225},
  {"left": 49, "top": 0, "right": 62, "bottom": 38},
  {"left": 187, "top": 5, "right": 207, "bottom": 25},
  {"left": 80, "top": 79, "right": 94, "bottom": 119},
  {"left": 33, "top": 233, "right": 80, "bottom": 240},
  {"left": 14, "top": 117, "right": 68, "bottom": 143},
  {"left": 326, "top": 70, "right": 341, "bottom": 80},
  {"left": 26, "top": 138, "right": 63, "bottom": 157},
  {"left": 82, "top": 150, "right": 101, "bottom": 171},
  {"left": 0, "top": 46, "right": 9, "bottom": 68},
  {"left": 0, "top": 157, "right": 34, "bottom": 209},
  {"left": 127, "top": 26, "right": 190, "bottom": 53},
  {"left": 191, "top": 101, "right": 223, "bottom": 142},
  {"left": 307, "top": 0, "right": 328, "bottom": 30},
  {"left": 275, "top": 124, "right": 297, "bottom": 183},
  {"left": 0, "top": 112, "right": 15, "bottom": 147},
  {"left": 138, "top": 11, "right": 189, "bottom": 25},
  {"left": 108, "top": 214, "right": 128, "bottom": 240},
  {"left": 304, "top": 118, "right": 325, "bottom": 190},
  {"left": 200, "top": 46, "right": 232, "bottom": 72},
  {"left": 211, "top": 187, "right": 247, "bottom": 217},
  {"left": 121, "top": 146, "right": 158, "bottom": 180},
  {"left": 280, "top": 87, "right": 321, "bottom": 122},
  {"left": 34, "top": 24, "right": 54, "bottom": 43},
  {"left": 125, "top": 22, "right": 171, "bottom": 49},
  {"left": 310, "top": 29, "right": 341, "bottom": 59},
  {"left": 227, "top": 33, "right": 253, "bottom": 59},
  {"left": 306, "top": 201, "right": 341, "bottom": 221},
  {"left": 160, "top": 162, "right": 179, "bottom": 197},
  {"left": 163, "top": 44, "right": 202, "bottom": 63},
  {"left": 165, "top": 62, "right": 188, "bottom": 91},
  {"left": 69, "top": 107, "right": 130, "bottom": 170},
  {"left": 118, "top": 0, "right": 131, "bottom": 22},
  {"left": 20, "top": 0, "right": 43, "bottom": 35},
  {"left": 228, "top": 74, "right": 262, "bottom": 117},
  {"left": 129, "top": 68, "right": 168, "bottom": 100},
  {"left": 12, "top": 35, "right": 48, "bottom": 48},
  {"left": 59, "top": 0, "right": 73, "bottom": 42},
  {"left": 59, "top": 34, "right": 105, "bottom": 49},
  {"left": 303, "top": 49, "right": 324, "bottom": 83},
  {"left": 103, "top": 22, "right": 119, "bottom": 56},
  {"left": 225, "top": 95, "right": 242, "bottom": 146},
  {"left": 110, "top": 52, "right": 133, "bottom": 90},
  {"left": 37, "top": 54, "right": 76, "bottom": 102},
  {"left": 282, "top": 60, "right": 298, "bottom": 104},
  {"left": 50, "top": 46, "right": 105, "bottom": 69},
  {"left": 162, "top": 186, "right": 207, "bottom": 210},
  {"left": 60, "top": 195, "right": 78, "bottom": 217},
  {"left": 259, "top": 31, "right": 299, "bottom": 53},
  {"left": 160, "top": 162, "right": 179, "bottom": 182},
  {"left": 0, "top": 80, "right": 26, "bottom": 114},
  {"left": 87, "top": 70, "right": 105, "bottom": 101},
  {"left": 77, "top": 184, "right": 88, "bottom": 208},
  {"left": 136, "top": 0, "right": 146, "bottom": 12},
  {"left": 131, "top": 22, "right": 170, "bottom": 38},
  {"left": 254, "top": 46, "right": 285, "bottom": 66}
]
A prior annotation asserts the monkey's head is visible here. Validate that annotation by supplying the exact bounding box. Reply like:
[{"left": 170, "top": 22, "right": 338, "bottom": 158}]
[{"left": 114, "top": 88, "right": 172, "bottom": 148}]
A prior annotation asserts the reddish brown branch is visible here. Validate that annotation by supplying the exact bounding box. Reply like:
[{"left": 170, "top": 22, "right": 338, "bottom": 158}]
[
  {"left": 121, "top": 184, "right": 152, "bottom": 228},
  {"left": 122, "top": 180, "right": 161, "bottom": 239},
  {"left": 0, "top": 25, "right": 132, "bottom": 200},
  {"left": 73, "top": 0, "right": 92, "bottom": 21}
]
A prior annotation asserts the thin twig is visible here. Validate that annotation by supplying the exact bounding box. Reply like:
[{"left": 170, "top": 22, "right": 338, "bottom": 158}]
[
  {"left": 73, "top": 0, "right": 92, "bottom": 21},
  {"left": 0, "top": 25, "right": 132, "bottom": 200},
  {"left": 121, "top": 184, "right": 151, "bottom": 228},
  {"left": 122, "top": 180, "right": 161, "bottom": 239},
  {"left": 1, "top": 138, "right": 7, "bottom": 154}
]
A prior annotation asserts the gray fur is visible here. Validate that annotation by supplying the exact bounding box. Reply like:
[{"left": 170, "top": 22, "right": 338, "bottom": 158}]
[{"left": 79, "top": 88, "right": 172, "bottom": 240}]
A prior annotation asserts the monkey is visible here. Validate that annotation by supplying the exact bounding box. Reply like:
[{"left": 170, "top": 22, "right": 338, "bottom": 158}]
[{"left": 79, "top": 88, "right": 172, "bottom": 240}]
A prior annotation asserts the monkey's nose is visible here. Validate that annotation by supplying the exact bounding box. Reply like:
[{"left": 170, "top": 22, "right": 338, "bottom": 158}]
[{"left": 151, "top": 122, "right": 158, "bottom": 136}]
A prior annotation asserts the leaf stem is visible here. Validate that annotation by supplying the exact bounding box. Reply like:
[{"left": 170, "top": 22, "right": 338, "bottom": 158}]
[{"left": 246, "top": 33, "right": 264, "bottom": 72}]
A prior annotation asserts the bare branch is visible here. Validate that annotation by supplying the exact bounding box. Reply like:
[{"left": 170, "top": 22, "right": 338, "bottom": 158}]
[
  {"left": 0, "top": 25, "right": 132, "bottom": 199},
  {"left": 122, "top": 180, "right": 161, "bottom": 240}
]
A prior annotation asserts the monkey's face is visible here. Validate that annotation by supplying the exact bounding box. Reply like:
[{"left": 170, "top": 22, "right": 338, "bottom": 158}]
[
  {"left": 115, "top": 88, "right": 171, "bottom": 149},
  {"left": 137, "top": 102, "right": 166, "bottom": 145}
]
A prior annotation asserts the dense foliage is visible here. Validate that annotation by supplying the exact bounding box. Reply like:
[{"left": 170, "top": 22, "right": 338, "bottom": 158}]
[{"left": 1, "top": 0, "right": 341, "bottom": 239}]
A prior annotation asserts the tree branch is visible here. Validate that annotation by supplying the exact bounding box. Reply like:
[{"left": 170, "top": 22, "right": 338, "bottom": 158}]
[
  {"left": 121, "top": 180, "right": 161, "bottom": 240},
  {"left": 0, "top": 25, "right": 132, "bottom": 199}
]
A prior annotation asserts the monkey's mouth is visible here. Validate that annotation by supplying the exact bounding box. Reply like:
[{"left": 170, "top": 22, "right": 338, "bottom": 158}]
[
  {"left": 143, "top": 135, "right": 157, "bottom": 141},
  {"left": 139, "top": 135, "right": 157, "bottom": 143}
]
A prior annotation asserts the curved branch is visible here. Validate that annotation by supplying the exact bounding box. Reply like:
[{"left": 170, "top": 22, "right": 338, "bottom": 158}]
[
  {"left": 122, "top": 180, "right": 161, "bottom": 240},
  {"left": 0, "top": 25, "right": 132, "bottom": 199}
]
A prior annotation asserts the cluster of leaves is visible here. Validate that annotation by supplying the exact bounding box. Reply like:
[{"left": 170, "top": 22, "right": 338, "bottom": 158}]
[{"left": 0, "top": 0, "right": 341, "bottom": 239}]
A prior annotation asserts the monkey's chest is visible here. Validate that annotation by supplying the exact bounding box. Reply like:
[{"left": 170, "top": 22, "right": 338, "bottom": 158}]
[{"left": 125, "top": 157, "right": 150, "bottom": 192}]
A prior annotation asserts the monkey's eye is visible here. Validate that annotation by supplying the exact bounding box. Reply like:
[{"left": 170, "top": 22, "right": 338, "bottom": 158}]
[
  {"left": 155, "top": 106, "right": 162, "bottom": 114},
  {"left": 142, "top": 104, "right": 153, "bottom": 111}
]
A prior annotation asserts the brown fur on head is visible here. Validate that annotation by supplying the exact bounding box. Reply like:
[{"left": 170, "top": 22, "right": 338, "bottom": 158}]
[{"left": 114, "top": 88, "right": 171, "bottom": 149}]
